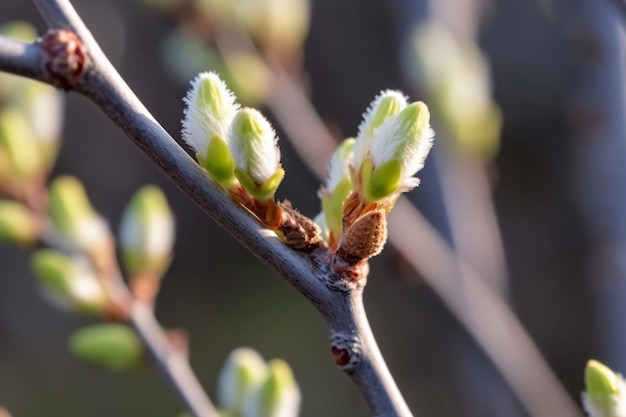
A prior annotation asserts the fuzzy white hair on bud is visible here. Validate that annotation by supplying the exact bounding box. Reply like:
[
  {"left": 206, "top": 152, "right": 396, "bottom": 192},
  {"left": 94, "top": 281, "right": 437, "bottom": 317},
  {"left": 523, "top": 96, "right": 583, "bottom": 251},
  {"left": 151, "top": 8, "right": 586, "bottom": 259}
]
[
  {"left": 181, "top": 72, "right": 240, "bottom": 156},
  {"left": 370, "top": 102, "right": 435, "bottom": 188},
  {"left": 229, "top": 108, "right": 281, "bottom": 185},
  {"left": 326, "top": 138, "right": 355, "bottom": 192},
  {"left": 352, "top": 90, "right": 407, "bottom": 170}
]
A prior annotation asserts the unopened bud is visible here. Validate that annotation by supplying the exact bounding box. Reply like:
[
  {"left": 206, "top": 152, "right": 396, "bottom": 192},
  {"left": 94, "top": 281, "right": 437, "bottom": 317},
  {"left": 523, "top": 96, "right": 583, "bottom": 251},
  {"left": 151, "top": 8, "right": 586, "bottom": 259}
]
[
  {"left": 48, "top": 176, "right": 110, "bottom": 254},
  {"left": 352, "top": 91, "right": 407, "bottom": 172},
  {"left": 243, "top": 358, "right": 301, "bottom": 417},
  {"left": 119, "top": 185, "right": 175, "bottom": 279},
  {"left": 31, "top": 249, "right": 107, "bottom": 314},
  {"left": 182, "top": 72, "right": 240, "bottom": 188},
  {"left": 583, "top": 360, "right": 626, "bottom": 417},
  {"left": 364, "top": 101, "right": 434, "bottom": 203},
  {"left": 69, "top": 324, "right": 142, "bottom": 371},
  {"left": 218, "top": 348, "right": 268, "bottom": 414},
  {"left": 0, "top": 201, "right": 38, "bottom": 246},
  {"left": 340, "top": 209, "right": 387, "bottom": 261},
  {"left": 229, "top": 108, "right": 284, "bottom": 203}
]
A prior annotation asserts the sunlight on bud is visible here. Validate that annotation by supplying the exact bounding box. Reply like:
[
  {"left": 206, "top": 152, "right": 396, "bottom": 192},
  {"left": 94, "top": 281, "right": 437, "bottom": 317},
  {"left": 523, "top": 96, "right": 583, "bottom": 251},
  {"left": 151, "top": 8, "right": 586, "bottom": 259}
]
[
  {"left": 182, "top": 72, "right": 240, "bottom": 157},
  {"left": 48, "top": 176, "right": 110, "bottom": 254},
  {"left": 218, "top": 348, "right": 269, "bottom": 414},
  {"left": 364, "top": 102, "right": 434, "bottom": 203},
  {"left": 229, "top": 108, "right": 284, "bottom": 202},
  {"left": 243, "top": 359, "right": 301, "bottom": 417},
  {"left": 583, "top": 360, "right": 626, "bottom": 417},
  {"left": 119, "top": 185, "right": 175, "bottom": 279},
  {"left": 31, "top": 250, "right": 107, "bottom": 314},
  {"left": 353, "top": 91, "right": 407, "bottom": 172}
]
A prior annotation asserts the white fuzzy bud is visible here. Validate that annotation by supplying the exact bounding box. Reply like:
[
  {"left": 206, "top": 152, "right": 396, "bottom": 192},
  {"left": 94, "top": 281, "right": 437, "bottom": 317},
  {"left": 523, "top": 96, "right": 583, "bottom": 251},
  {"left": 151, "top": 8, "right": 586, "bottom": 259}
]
[
  {"left": 352, "top": 90, "right": 407, "bottom": 171},
  {"left": 181, "top": 72, "right": 240, "bottom": 156}
]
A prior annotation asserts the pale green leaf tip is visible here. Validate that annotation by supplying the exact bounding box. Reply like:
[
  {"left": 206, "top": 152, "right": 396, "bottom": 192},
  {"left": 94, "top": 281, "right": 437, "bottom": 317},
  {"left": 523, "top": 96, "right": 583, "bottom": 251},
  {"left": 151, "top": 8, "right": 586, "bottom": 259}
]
[
  {"left": 402, "top": 101, "right": 430, "bottom": 128},
  {"left": 586, "top": 360, "right": 621, "bottom": 397},
  {"left": 369, "top": 93, "right": 407, "bottom": 133}
]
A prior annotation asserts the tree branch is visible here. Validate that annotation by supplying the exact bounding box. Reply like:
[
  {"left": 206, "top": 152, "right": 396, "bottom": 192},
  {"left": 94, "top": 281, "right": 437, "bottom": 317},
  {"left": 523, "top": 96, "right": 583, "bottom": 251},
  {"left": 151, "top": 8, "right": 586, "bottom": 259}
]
[
  {"left": 265, "top": 72, "right": 583, "bottom": 417},
  {"left": 0, "top": 36, "right": 47, "bottom": 81},
  {"left": 0, "top": 0, "right": 413, "bottom": 416}
]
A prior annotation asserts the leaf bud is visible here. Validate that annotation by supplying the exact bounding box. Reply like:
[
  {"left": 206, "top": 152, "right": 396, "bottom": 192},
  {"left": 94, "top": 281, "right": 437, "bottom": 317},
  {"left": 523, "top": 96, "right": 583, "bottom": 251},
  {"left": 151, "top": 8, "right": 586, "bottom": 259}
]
[
  {"left": 119, "top": 185, "right": 175, "bottom": 279},
  {"left": 229, "top": 108, "right": 284, "bottom": 203}
]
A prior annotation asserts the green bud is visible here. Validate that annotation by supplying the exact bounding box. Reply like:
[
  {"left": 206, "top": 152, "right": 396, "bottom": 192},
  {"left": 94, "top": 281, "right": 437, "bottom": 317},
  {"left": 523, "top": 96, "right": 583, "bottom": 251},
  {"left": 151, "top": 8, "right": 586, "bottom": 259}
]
[
  {"left": 244, "top": 359, "right": 301, "bottom": 417},
  {"left": 69, "top": 324, "right": 142, "bottom": 371},
  {"left": 583, "top": 360, "right": 626, "bottom": 417},
  {"left": 353, "top": 91, "right": 407, "bottom": 171},
  {"left": 587, "top": 360, "right": 621, "bottom": 397},
  {"left": 119, "top": 185, "right": 175, "bottom": 278},
  {"left": 217, "top": 348, "right": 268, "bottom": 414},
  {"left": 410, "top": 22, "right": 501, "bottom": 159},
  {"left": 182, "top": 72, "right": 240, "bottom": 160},
  {"left": 0, "top": 108, "right": 43, "bottom": 179},
  {"left": 365, "top": 101, "right": 435, "bottom": 203},
  {"left": 230, "top": 108, "right": 283, "bottom": 202},
  {"left": 48, "top": 176, "right": 110, "bottom": 253},
  {"left": 31, "top": 250, "right": 107, "bottom": 314},
  {"left": 0, "top": 201, "right": 38, "bottom": 246}
]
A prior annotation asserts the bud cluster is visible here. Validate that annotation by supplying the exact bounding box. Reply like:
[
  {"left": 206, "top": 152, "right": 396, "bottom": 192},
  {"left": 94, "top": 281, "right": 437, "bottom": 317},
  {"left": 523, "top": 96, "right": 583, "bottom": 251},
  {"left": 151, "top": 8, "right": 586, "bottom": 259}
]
[
  {"left": 316, "top": 90, "right": 435, "bottom": 265},
  {"left": 182, "top": 72, "right": 324, "bottom": 251},
  {"left": 182, "top": 72, "right": 284, "bottom": 225}
]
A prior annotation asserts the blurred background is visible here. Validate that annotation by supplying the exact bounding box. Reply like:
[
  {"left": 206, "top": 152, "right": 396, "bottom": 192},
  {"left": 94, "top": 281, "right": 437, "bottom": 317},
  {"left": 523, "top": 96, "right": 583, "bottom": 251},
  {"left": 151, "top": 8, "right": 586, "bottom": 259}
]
[{"left": 0, "top": 0, "right": 623, "bottom": 416}]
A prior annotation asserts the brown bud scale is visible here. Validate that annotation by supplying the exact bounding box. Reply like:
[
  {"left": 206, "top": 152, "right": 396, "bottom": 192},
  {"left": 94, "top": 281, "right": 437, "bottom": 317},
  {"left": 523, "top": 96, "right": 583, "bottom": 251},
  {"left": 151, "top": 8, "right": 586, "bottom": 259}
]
[
  {"left": 341, "top": 209, "right": 387, "bottom": 260},
  {"left": 277, "top": 201, "right": 324, "bottom": 252},
  {"left": 40, "top": 29, "right": 87, "bottom": 90}
]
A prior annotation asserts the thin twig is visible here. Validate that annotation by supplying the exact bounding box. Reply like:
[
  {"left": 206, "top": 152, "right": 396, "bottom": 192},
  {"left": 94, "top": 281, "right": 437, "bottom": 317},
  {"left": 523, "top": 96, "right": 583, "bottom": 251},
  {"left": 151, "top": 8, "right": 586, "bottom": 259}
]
[
  {"left": 0, "top": 1, "right": 414, "bottom": 416},
  {"left": 0, "top": 36, "right": 47, "bottom": 81},
  {"left": 130, "top": 302, "right": 219, "bottom": 417}
]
